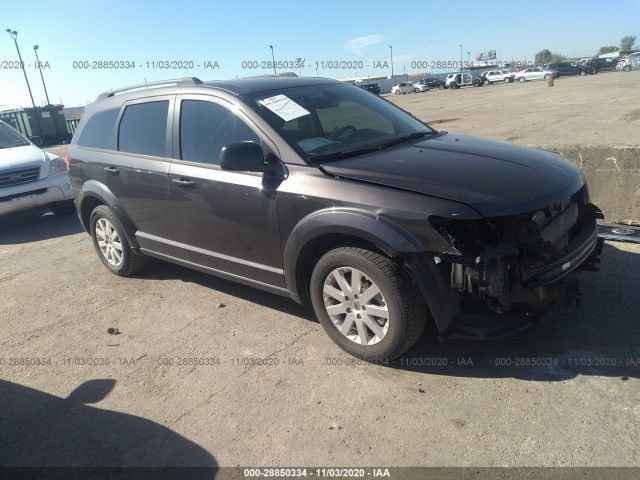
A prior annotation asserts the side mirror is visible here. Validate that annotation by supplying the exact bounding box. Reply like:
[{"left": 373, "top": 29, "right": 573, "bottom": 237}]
[
  {"left": 29, "top": 136, "right": 44, "bottom": 147},
  {"left": 220, "top": 142, "right": 272, "bottom": 172}
]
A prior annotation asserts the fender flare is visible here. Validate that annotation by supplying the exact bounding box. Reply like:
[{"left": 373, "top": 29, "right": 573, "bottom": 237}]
[
  {"left": 283, "top": 208, "right": 425, "bottom": 297},
  {"left": 80, "top": 180, "right": 140, "bottom": 249}
]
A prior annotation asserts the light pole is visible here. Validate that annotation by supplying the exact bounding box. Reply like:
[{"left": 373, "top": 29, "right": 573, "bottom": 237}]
[
  {"left": 389, "top": 45, "right": 394, "bottom": 80},
  {"left": 6, "top": 29, "right": 43, "bottom": 138},
  {"left": 269, "top": 45, "right": 276, "bottom": 74},
  {"left": 33, "top": 45, "right": 51, "bottom": 105},
  {"left": 467, "top": 51, "right": 471, "bottom": 64},
  {"left": 459, "top": 44, "right": 463, "bottom": 70}
]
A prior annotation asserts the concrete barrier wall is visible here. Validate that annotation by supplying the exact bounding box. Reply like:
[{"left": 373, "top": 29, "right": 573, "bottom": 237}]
[{"left": 543, "top": 146, "right": 640, "bottom": 225}]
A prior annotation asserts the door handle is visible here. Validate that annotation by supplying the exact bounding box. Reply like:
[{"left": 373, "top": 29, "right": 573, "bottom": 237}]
[
  {"left": 172, "top": 178, "right": 195, "bottom": 189},
  {"left": 104, "top": 166, "right": 120, "bottom": 176}
]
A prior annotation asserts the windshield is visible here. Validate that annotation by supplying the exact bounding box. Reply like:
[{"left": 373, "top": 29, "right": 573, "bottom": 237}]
[
  {"left": 244, "top": 83, "right": 435, "bottom": 164},
  {"left": 0, "top": 121, "right": 30, "bottom": 149}
]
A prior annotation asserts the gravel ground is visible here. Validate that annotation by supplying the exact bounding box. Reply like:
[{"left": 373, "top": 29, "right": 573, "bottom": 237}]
[{"left": 1, "top": 70, "right": 639, "bottom": 469}]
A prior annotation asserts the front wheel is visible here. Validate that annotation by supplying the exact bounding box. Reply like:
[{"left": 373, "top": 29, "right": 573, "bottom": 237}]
[
  {"left": 394, "top": 90, "right": 401, "bottom": 95},
  {"left": 504, "top": 77, "right": 510, "bottom": 83},
  {"left": 414, "top": 88, "right": 420, "bottom": 93},
  {"left": 449, "top": 82, "right": 457, "bottom": 90},
  {"left": 438, "top": 84, "right": 444, "bottom": 90},
  {"left": 544, "top": 74, "right": 551, "bottom": 80},
  {"left": 579, "top": 70, "right": 586, "bottom": 76},
  {"left": 310, "top": 247, "right": 426, "bottom": 361},
  {"left": 519, "top": 76, "right": 526, "bottom": 83},
  {"left": 90, "top": 205, "right": 148, "bottom": 276}
]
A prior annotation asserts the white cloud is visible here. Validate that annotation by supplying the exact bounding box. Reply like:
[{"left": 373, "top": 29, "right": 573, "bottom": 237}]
[{"left": 345, "top": 34, "right": 384, "bottom": 55}]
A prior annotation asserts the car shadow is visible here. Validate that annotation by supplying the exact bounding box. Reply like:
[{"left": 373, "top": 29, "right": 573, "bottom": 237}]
[
  {"left": 394, "top": 242, "right": 640, "bottom": 381},
  {"left": 135, "top": 260, "right": 317, "bottom": 322},
  {"left": 0, "top": 209, "right": 84, "bottom": 245},
  {"left": 0, "top": 378, "right": 217, "bottom": 473}
]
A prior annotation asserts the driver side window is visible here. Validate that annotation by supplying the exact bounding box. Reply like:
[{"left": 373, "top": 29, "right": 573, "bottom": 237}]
[{"left": 180, "top": 100, "right": 259, "bottom": 166}]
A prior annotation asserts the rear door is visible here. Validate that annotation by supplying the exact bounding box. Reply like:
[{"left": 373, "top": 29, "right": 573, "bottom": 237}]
[
  {"left": 106, "top": 97, "right": 182, "bottom": 256},
  {"left": 168, "top": 95, "right": 285, "bottom": 287}
]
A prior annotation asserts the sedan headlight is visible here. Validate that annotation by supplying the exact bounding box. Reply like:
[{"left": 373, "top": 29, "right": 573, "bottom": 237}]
[{"left": 47, "top": 157, "right": 68, "bottom": 176}]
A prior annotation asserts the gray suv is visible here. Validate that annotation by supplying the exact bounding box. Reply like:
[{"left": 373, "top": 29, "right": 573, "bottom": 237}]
[{"left": 68, "top": 76, "right": 602, "bottom": 360}]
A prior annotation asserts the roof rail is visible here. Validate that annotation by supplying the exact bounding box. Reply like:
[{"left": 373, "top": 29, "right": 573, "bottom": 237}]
[{"left": 96, "top": 77, "right": 203, "bottom": 100}]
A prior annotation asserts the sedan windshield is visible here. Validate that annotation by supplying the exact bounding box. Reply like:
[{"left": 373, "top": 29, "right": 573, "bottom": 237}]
[
  {"left": 0, "top": 121, "right": 30, "bottom": 149},
  {"left": 245, "top": 83, "right": 436, "bottom": 164}
]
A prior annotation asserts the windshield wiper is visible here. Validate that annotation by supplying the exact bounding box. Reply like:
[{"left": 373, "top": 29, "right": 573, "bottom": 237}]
[
  {"left": 379, "top": 131, "right": 433, "bottom": 149},
  {"left": 312, "top": 147, "right": 380, "bottom": 163}
]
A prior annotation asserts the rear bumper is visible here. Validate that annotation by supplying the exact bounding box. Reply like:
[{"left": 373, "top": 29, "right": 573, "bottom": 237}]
[{"left": 0, "top": 173, "right": 74, "bottom": 216}]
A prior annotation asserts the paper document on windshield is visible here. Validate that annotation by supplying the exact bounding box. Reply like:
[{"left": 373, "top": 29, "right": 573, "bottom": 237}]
[{"left": 259, "top": 95, "right": 310, "bottom": 122}]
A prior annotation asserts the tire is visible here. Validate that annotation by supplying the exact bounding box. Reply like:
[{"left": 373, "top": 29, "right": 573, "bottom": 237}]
[
  {"left": 394, "top": 89, "right": 401, "bottom": 95},
  {"left": 519, "top": 76, "right": 526, "bottom": 83},
  {"left": 623, "top": 65, "right": 631, "bottom": 72},
  {"left": 438, "top": 84, "right": 444, "bottom": 90},
  {"left": 414, "top": 88, "right": 420, "bottom": 93},
  {"left": 504, "top": 77, "right": 510, "bottom": 83},
  {"left": 544, "top": 74, "right": 551, "bottom": 80},
  {"left": 310, "top": 246, "right": 427, "bottom": 361},
  {"left": 579, "top": 70, "right": 586, "bottom": 76},
  {"left": 449, "top": 82, "right": 457, "bottom": 90},
  {"left": 50, "top": 200, "right": 75, "bottom": 216},
  {"left": 90, "top": 205, "right": 148, "bottom": 276}
]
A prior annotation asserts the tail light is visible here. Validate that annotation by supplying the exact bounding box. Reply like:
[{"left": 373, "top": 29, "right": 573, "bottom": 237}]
[{"left": 65, "top": 153, "right": 71, "bottom": 170}]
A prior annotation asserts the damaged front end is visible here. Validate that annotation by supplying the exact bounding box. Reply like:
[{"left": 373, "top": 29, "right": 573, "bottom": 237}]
[{"left": 406, "top": 185, "right": 604, "bottom": 339}]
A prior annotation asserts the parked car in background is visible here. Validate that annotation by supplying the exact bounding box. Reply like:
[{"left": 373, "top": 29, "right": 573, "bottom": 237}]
[
  {"left": 411, "top": 82, "right": 429, "bottom": 93},
  {"left": 481, "top": 69, "right": 515, "bottom": 84},
  {"left": 0, "top": 120, "right": 75, "bottom": 217},
  {"left": 391, "top": 82, "right": 415, "bottom": 95},
  {"left": 445, "top": 72, "right": 484, "bottom": 89},
  {"left": 418, "top": 78, "right": 446, "bottom": 90},
  {"left": 545, "top": 62, "right": 593, "bottom": 76},
  {"left": 358, "top": 83, "right": 381, "bottom": 95},
  {"left": 586, "top": 58, "right": 618, "bottom": 72},
  {"left": 617, "top": 53, "right": 640, "bottom": 71},
  {"left": 516, "top": 67, "right": 557, "bottom": 82}
]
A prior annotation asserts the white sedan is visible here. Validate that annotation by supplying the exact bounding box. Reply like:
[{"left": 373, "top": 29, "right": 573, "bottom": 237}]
[
  {"left": 391, "top": 82, "right": 415, "bottom": 95},
  {"left": 516, "top": 68, "right": 556, "bottom": 82},
  {"left": 411, "top": 82, "right": 429, "bottom": 93}
]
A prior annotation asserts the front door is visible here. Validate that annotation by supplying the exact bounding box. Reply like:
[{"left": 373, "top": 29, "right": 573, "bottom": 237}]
[{"left": 168, "top": 95, "right": 285, "bottom": 287}]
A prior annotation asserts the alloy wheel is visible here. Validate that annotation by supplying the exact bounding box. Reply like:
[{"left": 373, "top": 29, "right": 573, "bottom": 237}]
[{"left": 95, "top": 218, "right": 124, "bottom": 267}]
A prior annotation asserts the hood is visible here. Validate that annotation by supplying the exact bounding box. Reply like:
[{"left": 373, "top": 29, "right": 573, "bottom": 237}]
[
  {"left": 0, "top": 144, "right": 48, "bottom": 171},
  {"left": 320, "top": 133, "right": 584, "bottom": 217}
]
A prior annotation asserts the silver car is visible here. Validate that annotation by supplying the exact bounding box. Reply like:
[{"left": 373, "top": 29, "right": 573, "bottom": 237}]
[
  {"left": 516, "top": 67, "right": 556, "bottom": 82},
  {"left": 0, "top": 120, "right": 75, "bottom": 216}
]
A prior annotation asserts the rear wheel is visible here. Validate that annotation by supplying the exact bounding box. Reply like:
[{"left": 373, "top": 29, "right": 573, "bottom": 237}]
[
  {"left": 544, "top": 74, "right": 551, "bottom": 80},
  {"left": 519, "top": 76, "right": 526, "bottom": 83},
  {"left": 504, "top": 77, "right": 510, "bottom": 83},
  {"left": 310, "top": 247, "right": 426, "bottom": 361},
  {"left": 394, "top": 89, "right": 401, "bottom": 95},
  {"left": 414, "top": 88, "right": 420, "bottom": 93},
  {"left": 90, "top": 205, "right": 148, "bottom": 276},
  {"left": 579, "top": 70, "right": 586, "bottom": 76},
  {"left": 449, "top": 82, "right": 457, "bottom": 90},
  {"left": 438, "top": 84, "right": 444, "bottom": 90}
]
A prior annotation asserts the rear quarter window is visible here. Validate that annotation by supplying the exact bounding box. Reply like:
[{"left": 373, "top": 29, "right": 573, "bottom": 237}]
[{"left": 77, "top": 108, "right": 119, "bottom": 149}]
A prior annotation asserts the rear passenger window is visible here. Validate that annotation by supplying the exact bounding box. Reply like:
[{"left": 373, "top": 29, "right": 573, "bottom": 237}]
[
  {"left": 179, "top": 100, "right": 259, "bottom": 166},
  {"left": 118, "top": 101, "right": 169, "bottom": 157},
  {"left": 77, "top": 108, "right": 119, "bottom": 150}
]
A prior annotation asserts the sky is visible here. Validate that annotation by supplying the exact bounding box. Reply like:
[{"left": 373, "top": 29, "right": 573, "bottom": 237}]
[{"left": 1, "top": 0, "right": 639, "bottom": 109}]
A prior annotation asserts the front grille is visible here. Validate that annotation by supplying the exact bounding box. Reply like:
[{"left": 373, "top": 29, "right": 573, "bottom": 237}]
[
  {"left": 540, "top": 203, "right": 578, "bottom": 244},
  {"left": 0, "top": 166, "right": 41, "bottom": 188}
]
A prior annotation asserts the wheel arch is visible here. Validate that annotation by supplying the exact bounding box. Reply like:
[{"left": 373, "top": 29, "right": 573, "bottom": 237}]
[
  {"left": 79, "top": 180, "right": 139, "bottom": 250},
  {"left": 283, "top": 209, "right": 426, "bottom": 302}
]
